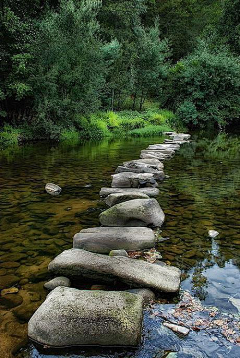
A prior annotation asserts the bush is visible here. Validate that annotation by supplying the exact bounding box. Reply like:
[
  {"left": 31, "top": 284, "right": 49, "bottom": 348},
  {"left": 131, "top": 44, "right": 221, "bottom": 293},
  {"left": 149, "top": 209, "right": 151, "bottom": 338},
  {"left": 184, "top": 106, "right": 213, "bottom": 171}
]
[
  {"left": 60, "top": 129, "right": 79, "bottom": 144},
  {"left": 0, "top": 125, "right": 22, "bottom": 145},
  {"left": 167, "top": 42, "right": 240, "bottom": 128}
]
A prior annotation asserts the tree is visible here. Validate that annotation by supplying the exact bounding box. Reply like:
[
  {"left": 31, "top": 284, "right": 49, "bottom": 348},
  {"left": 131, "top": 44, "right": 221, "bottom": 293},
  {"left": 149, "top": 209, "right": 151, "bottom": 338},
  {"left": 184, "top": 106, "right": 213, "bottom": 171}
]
[
  {"left": 219, "top": 0, "right": 240, "bottom": 55},
  {"left": 166, "top": 41, "right": 240, "bottom": 128},
  {"left": 30, "top": 0, "right": 109, "bottom": 137}
]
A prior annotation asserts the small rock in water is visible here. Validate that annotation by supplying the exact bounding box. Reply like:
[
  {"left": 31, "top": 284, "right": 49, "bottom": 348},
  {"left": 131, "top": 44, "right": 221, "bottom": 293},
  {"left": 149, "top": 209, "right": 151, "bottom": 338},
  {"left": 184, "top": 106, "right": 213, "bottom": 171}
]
[
  {"left": 163, "top": 321, "right": 190, "bottom": 336},
  {"left": 1, "top": 287, "right": 19, "bottom": 296},
  {"left": 125, "top": 288, "right": 155, "bottom": 304},
  {"left": 208, "top": 230, "right": 219, "bottom": 238},
  {"left": 45, "top": 183, "right": 62, "bottom": 196},
  {"left": 109, "top": 249, "right": 128, "bottom": 257},
  {"left": 44, "top": 276, "right": 71, "bottom": 291}
]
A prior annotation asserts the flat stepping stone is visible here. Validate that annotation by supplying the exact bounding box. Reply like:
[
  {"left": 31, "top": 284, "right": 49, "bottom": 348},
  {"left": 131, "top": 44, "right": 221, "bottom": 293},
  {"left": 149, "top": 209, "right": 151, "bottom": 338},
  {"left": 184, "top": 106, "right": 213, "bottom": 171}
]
[
  {"left": 140, "top": 151, "right": 172, "bottom": 160},
  {"left": 169, "top": 133, "right": 191, "bottom": 141},
  {"left": 48, "top": 249, "right": 181, "bottom": 292},
  {"left": 28, "top": 287, "right": 143, "bottom": 348},
  {"left": 164, "top": 139, "right": 189, "bottom": 145},
  {"left": 111, "top": 172, "right": 157, "bottom": 188},
  {"left": 100, "top": 187, "right": 160, "bottom": 198},
  {"left": 73, "top": 227, "right": 156, "bottom": 253},
  {"left": 147, "top": 144, "right": 180, "bottom": 151},
  {"left": 99, "top": 198, "right": 165, "bottom": 227},
  {"left": 105, "top": 192, "right": 150, "bottom": 207},
  {"left": 123, "top": 158, "right": 164, "bottom": 170},
  {"left": 115, "top": 164, "right": 165, "bottom": 181}
]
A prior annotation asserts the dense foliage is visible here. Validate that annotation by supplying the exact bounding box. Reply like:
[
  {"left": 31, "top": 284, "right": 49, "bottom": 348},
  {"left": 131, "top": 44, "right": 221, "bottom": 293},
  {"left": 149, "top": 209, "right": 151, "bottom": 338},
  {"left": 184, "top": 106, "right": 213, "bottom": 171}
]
[
  {"left": 0, "top": 0, "right": 240, "bottom": 142},
  {"left": 167, "top": 43, "right": 240, "bottom": 129}
]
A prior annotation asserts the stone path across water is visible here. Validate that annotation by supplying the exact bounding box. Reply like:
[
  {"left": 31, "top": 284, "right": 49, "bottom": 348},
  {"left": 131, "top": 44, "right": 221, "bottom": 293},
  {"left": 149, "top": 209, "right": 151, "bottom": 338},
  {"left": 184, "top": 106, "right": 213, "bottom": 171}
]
[{"left": 28, "top": 132, "right": 191, "bottom": 350}]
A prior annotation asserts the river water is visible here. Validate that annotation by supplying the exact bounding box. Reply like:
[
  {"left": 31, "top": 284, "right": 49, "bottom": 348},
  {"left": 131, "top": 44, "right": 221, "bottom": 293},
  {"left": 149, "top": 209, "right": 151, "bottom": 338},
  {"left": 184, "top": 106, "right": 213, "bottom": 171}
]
[{"left": 0, "top": 133, "right": 239, "bottom": 358}]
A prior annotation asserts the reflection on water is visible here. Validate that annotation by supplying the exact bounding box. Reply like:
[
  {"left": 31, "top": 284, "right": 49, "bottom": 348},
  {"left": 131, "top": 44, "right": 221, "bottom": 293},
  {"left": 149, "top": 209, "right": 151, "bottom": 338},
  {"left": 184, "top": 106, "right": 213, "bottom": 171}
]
[{"left": 0, "top": 133, "right": 240, "bottom": 358}]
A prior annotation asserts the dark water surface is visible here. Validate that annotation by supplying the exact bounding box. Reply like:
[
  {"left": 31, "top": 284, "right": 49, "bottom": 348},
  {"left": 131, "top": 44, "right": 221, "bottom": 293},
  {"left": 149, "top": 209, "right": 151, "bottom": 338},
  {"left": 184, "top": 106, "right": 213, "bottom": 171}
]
[{"left": 0, "top": 133, "right": 240, "bottom": 358}]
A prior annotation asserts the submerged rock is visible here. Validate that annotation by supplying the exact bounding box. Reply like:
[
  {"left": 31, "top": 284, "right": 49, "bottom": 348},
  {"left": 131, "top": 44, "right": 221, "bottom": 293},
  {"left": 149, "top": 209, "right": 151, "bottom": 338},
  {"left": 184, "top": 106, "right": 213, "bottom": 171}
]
[
  {"left": 125, "top": 288, "right": 155, "bottom": 304},
  {"left": 44, "top": 276, "right": 71, "bottom": 291},
  {"left": 109, "top": 249, "right": 128, "bottom": 257},
  {"left": 163, "top": 322, "right": 190, "bottom": 336},
  {"left": 111, "top": 172, "right": 158, "bottom": 188},
  {"left": 48, "top": 249, "right": 181, "bottom": 292},
  {"left": 73, "top": 227, "right": 156, "bottom": 253},
  {"left": 45, "top": 183, "right": 62, "bottom": 196},
  {"left": 105, "top": 191, "right": 150, "bottom": 207},
  {"left": 100, "top": 187, "right": 160, "bottom": 198},
  {"left": 99, "top": 199, "right": 165, "bottom": 227},
  {"left": 28, "top": 287, "right": 143, "bottom": 347}
]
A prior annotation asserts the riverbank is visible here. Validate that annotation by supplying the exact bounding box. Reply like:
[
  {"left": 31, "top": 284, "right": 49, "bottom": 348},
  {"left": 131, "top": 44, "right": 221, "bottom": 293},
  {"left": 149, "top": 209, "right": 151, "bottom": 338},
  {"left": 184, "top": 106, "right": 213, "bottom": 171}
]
[{"left": 0, "top": 109, "right": 176, "bottom": 146}]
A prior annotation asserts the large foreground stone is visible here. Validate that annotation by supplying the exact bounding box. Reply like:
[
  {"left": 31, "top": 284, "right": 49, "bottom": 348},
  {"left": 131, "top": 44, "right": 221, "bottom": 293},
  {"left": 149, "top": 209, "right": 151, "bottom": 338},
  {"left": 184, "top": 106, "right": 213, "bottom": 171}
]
[
  {"left": 100, "top": 187, "right": 159, "bottom": 198},
  {"left": 111, "top": 172, "right": 158, "bottom": 188},
  {"left": 99, "top": 198, "right": 165, "bottom": 227},
  {"left": 73, "top": 227, "right": 155, "bottom": 253},
  {"left": 105, "top": 192, "right": 149, "bottom": 207},
  {"left": 48, "top": 249, "right": 181, "bottom": 292},
  {"left": 28, "top": 287, "right": 143, "bottom": 347}
]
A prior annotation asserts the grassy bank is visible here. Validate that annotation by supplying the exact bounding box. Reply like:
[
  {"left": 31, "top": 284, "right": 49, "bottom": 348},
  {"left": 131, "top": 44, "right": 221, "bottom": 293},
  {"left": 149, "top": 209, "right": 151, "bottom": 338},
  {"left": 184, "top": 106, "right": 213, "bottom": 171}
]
[{"left": 0, "top": 109, "right": 175, "bottom": 146}]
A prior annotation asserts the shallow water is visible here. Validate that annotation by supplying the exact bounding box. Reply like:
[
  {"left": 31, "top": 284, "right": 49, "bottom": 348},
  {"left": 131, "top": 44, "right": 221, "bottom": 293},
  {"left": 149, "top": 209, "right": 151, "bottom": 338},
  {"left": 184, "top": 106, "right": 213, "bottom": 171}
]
[{"left": 0, "top": 133, "right": 240, "bottom": 358}]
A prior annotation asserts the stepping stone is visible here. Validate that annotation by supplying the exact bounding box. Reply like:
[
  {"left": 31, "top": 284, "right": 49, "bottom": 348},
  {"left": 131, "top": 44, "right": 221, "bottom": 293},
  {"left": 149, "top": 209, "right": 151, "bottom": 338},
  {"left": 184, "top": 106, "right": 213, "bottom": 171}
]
[
  {"left": 100, "top": 187, "right": 160, "bottom": 198},
  {"left": 141, "top": 150, "right": 173, "bottom": 158},
  {"left": 115, "top": 164, "right": 165, "bottom": 180},
  {"left": 144, "top": 148, "right": 176, "bottom": 155},
  {"left": 48, "top": 249, "right": 181, "bottom": 292},
  {"left": 147, "top": 144, "right": 180, "bottom": 151},
  {"left": 164, "top": 139, "right": 189, "bottom": 145},
  {"left": 169, "top": 133, "right": 191, "bottom": 141},
  {"left": 105, "top": 192, "right": 150, "bottom": 207},
  {"left": 111, "top": 172, "right": 158, "bottom": 188},
  {"left": 28, "top": 287, "right": 143, "bottom": 347},
  {"left": 123, "top": 158, "right": 164, "bottom": 170},
  {"left": 99, "top": 198, "right": 165, "bottom": 227},
  {"left": 73, "top": 227, "right": 156, "bottom": 254}
]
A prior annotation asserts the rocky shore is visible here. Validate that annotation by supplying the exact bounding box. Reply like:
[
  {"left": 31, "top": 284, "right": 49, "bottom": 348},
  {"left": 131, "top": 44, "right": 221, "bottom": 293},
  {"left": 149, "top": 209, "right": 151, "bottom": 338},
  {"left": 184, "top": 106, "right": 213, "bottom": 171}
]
[{"left": 28, "top": 132, "right": 191, "bottom": 349}]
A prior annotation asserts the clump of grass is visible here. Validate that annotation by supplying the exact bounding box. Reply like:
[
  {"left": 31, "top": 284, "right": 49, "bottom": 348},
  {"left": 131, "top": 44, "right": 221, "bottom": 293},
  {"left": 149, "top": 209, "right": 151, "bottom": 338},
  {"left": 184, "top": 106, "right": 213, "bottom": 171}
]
[{"left": 129, "top": 124, "right": 172, "bottom": 137}]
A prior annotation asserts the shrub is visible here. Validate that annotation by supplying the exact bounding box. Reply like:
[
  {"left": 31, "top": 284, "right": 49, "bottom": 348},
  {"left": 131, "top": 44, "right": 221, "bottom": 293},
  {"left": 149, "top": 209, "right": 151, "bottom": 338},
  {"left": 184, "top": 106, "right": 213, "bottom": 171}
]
[
  {"left": 60, "top": 129, "right": 79, "bottom": 144},
  {"left": 0, "top": 125, "right": 22, "bottom": 145},
  {"left": 167, "top": 42, "right": 240, "bottom": 128}
]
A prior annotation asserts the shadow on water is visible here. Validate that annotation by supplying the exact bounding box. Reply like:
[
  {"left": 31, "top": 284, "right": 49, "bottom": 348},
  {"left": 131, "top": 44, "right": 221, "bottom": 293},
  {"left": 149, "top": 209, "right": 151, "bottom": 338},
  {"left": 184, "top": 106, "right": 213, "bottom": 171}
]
[{"left": 0, "top": 133, "right": 240, "bottom": 358}]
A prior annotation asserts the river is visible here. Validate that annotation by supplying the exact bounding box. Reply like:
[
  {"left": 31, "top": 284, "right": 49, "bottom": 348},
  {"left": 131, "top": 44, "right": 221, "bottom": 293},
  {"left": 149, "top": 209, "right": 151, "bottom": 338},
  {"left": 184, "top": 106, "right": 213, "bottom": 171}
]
[{"left": 0, "top": 133, "right": 240, "bottom": 358}]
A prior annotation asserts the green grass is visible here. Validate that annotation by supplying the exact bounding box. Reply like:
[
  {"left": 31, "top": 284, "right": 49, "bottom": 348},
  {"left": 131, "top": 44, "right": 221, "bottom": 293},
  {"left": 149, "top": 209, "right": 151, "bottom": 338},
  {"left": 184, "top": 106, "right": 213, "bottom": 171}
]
[
  {"left": 1, "top": 107, "right": 176, "bottom": 146},
  {"left": 128, "top": 124, "right": 172, "bottom": 137}
]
